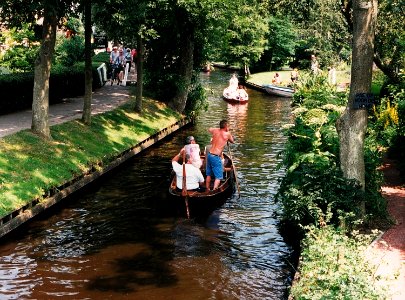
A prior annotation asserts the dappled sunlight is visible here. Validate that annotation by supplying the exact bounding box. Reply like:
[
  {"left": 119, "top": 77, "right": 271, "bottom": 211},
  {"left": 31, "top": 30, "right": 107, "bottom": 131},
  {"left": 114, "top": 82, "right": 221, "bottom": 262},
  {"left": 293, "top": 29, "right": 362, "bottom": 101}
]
[{"left": 0, "top": 97, "right": 182, "bottom": 218}]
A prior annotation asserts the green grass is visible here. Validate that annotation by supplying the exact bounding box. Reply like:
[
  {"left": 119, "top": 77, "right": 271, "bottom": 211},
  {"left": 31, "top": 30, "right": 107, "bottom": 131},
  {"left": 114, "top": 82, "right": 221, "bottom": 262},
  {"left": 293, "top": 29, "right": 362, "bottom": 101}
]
[
  {"left": 0, "top": 98, "right": 181, "bottom": 217},
  {"left": 248, "top": 70, "right": 351, "bottom": 87},
  {"left": 248, "top": 71, "right": 292, "bottom": 86}
]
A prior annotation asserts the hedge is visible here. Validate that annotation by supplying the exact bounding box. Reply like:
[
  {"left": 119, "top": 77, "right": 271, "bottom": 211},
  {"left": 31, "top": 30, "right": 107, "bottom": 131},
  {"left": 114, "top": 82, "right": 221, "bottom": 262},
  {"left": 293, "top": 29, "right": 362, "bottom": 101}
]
[{"left": 0, "top": 51, "right": 110, "bottom": 115}]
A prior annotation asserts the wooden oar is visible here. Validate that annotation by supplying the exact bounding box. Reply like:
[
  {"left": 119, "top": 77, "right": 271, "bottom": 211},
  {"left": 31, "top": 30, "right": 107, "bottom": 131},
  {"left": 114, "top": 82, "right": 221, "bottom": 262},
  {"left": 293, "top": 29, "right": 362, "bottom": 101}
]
[
  {"left": 227, "top": 142, "right": 240, "bottom": 198},
  {"left": 181, "top": 150, "right": 190, "bottom": 218}
]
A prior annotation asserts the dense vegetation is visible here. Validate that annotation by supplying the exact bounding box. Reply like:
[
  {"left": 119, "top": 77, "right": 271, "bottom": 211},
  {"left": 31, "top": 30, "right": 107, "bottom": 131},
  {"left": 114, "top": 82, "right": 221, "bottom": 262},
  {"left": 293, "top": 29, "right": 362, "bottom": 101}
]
[
  {"left": 277, "top": 73, "right": 388, "bottom": 236},
  {"left": 0, "top": 0, "right": 404, "bottom": 298},
  {"left": 274, "top": 70, "right": 403, "bottom": 298}
]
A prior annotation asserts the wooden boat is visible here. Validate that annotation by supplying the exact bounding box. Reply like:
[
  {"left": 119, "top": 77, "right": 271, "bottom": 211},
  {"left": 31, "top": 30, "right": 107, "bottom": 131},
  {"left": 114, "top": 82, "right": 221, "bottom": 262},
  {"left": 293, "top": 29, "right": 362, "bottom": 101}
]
[
  {"left": 262, "top": 83, "right": 294, "bottom": 98},
  {"left": 223, "top": 87, "right": 249, "bottom": 104},
  {"left": 169, "top": 153, "right": 235, "bottom": 217}
]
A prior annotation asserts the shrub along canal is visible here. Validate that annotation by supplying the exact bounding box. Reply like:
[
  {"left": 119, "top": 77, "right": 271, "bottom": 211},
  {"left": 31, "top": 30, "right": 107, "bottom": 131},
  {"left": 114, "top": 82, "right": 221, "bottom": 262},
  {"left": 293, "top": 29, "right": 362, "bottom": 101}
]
[{"left": 0, "top": 70, "right": 294, "bottom": 299}]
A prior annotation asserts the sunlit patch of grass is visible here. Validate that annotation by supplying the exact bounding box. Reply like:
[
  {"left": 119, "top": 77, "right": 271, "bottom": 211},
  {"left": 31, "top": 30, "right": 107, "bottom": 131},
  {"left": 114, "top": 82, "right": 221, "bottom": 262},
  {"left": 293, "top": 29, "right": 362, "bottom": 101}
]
[
  {"left": 248, "top": 71, "right": 293, "bottom": 86},
  {"left": 0, "top": 98, "right": 181, "bottom": 217},
  {"left": 249, "top": 70, "right": 352, "bottom": 87}
]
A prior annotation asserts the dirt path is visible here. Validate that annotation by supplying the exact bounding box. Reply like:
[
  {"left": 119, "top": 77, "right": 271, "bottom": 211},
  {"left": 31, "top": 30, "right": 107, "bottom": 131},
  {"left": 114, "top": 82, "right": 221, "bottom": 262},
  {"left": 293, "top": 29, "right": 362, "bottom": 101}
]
[{"left": 368, "top": 159, "right": 405, "bottom": 299}]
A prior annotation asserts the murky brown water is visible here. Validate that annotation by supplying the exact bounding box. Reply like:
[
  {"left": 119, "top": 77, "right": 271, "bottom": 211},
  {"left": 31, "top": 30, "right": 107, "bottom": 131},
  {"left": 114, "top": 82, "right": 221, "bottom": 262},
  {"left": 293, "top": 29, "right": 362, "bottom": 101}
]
[{"left": 0, "top": 70, "right": 293, "bottom": 299}]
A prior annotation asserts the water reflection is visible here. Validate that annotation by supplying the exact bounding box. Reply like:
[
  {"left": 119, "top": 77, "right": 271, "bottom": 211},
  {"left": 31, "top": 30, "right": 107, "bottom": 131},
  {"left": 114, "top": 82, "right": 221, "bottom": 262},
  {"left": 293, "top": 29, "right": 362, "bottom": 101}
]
[
  {"left": 227, "top": 102, "right": 249, "bottom": 142},
  {"left": 0, "top": 70, "right": 293, "bottom": 300}
]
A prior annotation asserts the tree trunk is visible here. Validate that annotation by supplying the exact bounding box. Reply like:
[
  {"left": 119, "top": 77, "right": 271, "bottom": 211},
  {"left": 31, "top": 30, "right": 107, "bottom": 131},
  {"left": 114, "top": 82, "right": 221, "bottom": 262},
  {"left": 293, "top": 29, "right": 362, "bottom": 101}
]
[
  {"left": 135, "top": 33, "right": 143, "bottom": 113},
  {"left": 336, "top": 0, "right": 377, "bottom": 190},
  {"left": 82, "top": 0, "right": 93, "bottom": 125},
  {"left": 31, "top": 8, "right": 57, "bottom": 139},
  {"left": 169, "top": 27, "right": 194, "bottom": 113}
]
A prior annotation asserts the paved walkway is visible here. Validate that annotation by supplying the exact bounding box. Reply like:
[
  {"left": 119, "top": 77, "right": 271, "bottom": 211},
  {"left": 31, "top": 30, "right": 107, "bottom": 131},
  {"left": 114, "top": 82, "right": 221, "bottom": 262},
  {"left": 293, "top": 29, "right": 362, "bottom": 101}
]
[
  {"left": 0, "top": 83, "right": 131, "bottom": 138},
  {"left": 368, "top": 159, "right": 405, "bottom": 299}
]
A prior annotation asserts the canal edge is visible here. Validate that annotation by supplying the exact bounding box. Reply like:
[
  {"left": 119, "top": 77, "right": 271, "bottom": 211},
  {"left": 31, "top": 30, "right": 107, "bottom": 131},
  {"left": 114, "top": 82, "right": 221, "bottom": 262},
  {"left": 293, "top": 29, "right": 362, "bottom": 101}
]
[{"left": 0, "top": 117, "right": 192, "bottom": 239}]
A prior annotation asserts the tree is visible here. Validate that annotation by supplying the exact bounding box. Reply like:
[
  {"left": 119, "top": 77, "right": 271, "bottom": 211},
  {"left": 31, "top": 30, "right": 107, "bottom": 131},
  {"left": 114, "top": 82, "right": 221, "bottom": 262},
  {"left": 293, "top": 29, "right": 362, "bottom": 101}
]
[
  {"left": 341, "top": 0, "right": 405, "bottom": 83},
  {"left": 336, "top": 0, "right": 378, "bottom": 194},
  {"left": 135, "top": 32, "right": 144, "bottom": 113},
  {"left": 219, "top": 1, "right": 269, "bottom": 75},
  {"left": 93, "top": 0, "right": 151, "bottom": 113},
  {"left": 81, "top": 0, "right": 92, "bottom": 124},
  {"left": 31, "top": 0, "right": 59, "bottom": 138},
  {"left": 0, "top": 0, "right": 79, "bottom": 139},
  {"left": 252, "top": 16, "right": 297, "bottom": 72},
  {"left": 268, "top": 0, "right": 351, "bottom": 69}
]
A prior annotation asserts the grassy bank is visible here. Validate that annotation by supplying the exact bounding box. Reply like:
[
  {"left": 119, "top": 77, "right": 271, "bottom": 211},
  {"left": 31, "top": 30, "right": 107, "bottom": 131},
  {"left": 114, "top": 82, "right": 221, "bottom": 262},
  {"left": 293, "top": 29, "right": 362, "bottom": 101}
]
[
  {"left": 0, "top": 98, "right": 181, "bottom": 218},
  {"left": 248, "top": 70, "right": 351, "bottom": 87}
]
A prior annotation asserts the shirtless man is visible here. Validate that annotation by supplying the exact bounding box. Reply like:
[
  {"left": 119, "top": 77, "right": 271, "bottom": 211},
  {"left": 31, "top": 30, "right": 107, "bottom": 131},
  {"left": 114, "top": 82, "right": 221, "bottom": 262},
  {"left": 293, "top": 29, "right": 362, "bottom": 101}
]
[{"left": 206, "top": 120, "right": 234, "bottom": 190}]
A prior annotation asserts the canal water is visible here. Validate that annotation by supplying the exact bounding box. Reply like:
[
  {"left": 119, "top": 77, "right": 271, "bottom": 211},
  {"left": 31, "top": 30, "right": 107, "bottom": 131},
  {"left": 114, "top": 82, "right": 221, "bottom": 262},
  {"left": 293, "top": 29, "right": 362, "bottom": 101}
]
[{"left": 0, "top": 70, "right": 293, "bottom": 299}]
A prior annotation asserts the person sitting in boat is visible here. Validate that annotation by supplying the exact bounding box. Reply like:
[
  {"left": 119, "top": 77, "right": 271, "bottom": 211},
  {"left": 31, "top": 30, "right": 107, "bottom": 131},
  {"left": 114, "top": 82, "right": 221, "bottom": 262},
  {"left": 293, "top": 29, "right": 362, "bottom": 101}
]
[
  {"left": 236, "top": 85, "right": 248, "bottom": 100},
  {"left": 184, "top": 135, "right": 202, "bottom": 169},
  {"left": 272, "top": 73, "right": 282, "bottom": 85},
  {"left": 172, "top": 149, "right": 205, "bottom": 192}
]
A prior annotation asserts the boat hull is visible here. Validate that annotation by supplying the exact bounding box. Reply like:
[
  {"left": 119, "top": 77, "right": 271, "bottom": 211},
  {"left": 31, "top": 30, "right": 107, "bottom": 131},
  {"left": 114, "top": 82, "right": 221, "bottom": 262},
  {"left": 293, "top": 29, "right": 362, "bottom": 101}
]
[
  {"left": 223, "top": 88, "right": 248, "bottom": 104},
  {"left": 262, "top": 84, "right": 294, "bottom": 98},
  {"left": 223, "top": 96, "right": 248, "bottom": 104},
  {"left": 169, "top": 154, "right": 235, "bottom": 217}
]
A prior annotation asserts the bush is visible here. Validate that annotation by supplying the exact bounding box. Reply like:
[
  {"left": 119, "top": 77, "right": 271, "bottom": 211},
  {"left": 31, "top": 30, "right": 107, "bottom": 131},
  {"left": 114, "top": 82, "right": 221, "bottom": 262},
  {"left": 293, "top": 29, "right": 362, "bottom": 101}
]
[
  {"left": 54, "top": 35, "right": 86, "bottom": 66},
  {"left": 1, "top": 45, "right": 38, "bottom": 72},
  {"left": 277, "top": 78, "right": 388, "bottom": 232},
  {"left": 290, "top": 226, "right": 387, "bottom": 299},
  {"left": 369, "top": 79, "right": 405, "bottom": 180},
  {"left": 292, "top": 73, "right": 347, "bottom": 108},
  {"left": 0, "top": 63, "right": 105, "bottom": 115},
  {"left": 184, "top": 72, "right": 208, "bottom": 117}
]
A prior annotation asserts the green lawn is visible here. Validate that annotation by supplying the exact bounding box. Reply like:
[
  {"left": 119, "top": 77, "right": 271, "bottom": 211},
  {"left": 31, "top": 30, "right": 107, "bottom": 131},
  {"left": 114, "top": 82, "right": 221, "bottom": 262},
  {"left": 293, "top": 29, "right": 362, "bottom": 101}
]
[
  {"left": 248, "top": 70, "right": 351, "bottom": 87},
  {"left": 0, "top": 98, "right": 181, "bottom": 217}
]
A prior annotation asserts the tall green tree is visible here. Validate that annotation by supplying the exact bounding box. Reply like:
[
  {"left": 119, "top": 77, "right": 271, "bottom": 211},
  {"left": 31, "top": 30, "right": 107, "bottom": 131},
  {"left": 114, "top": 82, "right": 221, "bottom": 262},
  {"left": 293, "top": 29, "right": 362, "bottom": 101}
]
[
  {"left": 0, "top": 0, "right": 79, "bottom": 139},
  {"left": 337, "top": 0, "right": 378, "bottom": 195},
  {"left": 220, "top": 1, "right": 269, "bottom": 75},
  {"left": 341, "top": 0, "right": 405, "bottom": 83},
  {"left": 144, "top": 0, "right": 270, "bottom": 111},
  {"left": 268, "top": 0, "right": 350, "bottom": 68},
  {"left": 81, "top": 0, "right": 93, "bottom": 124},
  {"left": 252, "top": 16, "right": 297, "bottom": 71},
  {"left": 93, "top": 0, "right": 151, "bottom": 112}
]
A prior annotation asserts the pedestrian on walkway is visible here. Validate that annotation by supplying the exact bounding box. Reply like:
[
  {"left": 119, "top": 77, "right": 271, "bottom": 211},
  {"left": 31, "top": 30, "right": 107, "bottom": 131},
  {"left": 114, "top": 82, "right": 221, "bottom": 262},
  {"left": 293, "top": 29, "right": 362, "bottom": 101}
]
[{"left": 125, "top": 48, "right": 133, "bottom": 73}]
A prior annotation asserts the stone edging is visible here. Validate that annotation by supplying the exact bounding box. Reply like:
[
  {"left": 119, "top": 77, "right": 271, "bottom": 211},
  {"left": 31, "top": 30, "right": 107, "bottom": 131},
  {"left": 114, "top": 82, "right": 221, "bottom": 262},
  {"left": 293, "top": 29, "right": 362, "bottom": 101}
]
[{"left": 0, "top": 117, "right": 191, "bottom": 239}]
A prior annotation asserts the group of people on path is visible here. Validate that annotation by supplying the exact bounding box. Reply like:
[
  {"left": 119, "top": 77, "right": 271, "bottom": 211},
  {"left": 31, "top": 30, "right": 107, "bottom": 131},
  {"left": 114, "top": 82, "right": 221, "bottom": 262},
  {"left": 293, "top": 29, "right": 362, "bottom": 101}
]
[
  {"left": 109, "top": 46, "right": 137, "bottom": 85},
  {"left": 172, "top": 119, "right": 234, "bottom": 193}
]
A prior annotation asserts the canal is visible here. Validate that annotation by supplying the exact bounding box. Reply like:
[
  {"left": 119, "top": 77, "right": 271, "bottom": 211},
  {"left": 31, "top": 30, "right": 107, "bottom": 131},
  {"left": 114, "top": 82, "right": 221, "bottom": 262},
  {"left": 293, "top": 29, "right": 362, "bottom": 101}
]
[{"left": 0, "top": 70, "right": 293, "bottom": 299}]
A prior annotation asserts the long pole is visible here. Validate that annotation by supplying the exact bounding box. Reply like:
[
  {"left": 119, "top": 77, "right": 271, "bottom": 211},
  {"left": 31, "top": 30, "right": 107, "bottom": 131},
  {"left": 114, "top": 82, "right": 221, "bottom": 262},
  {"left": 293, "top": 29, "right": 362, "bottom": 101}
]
[
  {"left": 227, "top": 142, "right": 240, "bottom": 198},
  {"left": 182, "top": 150, "right": 190, "bottom": 218}
]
